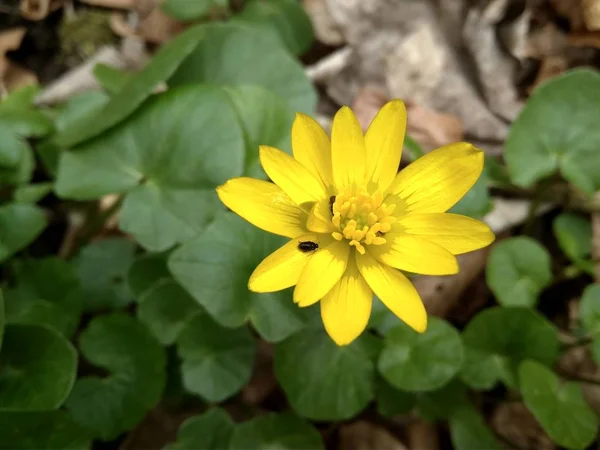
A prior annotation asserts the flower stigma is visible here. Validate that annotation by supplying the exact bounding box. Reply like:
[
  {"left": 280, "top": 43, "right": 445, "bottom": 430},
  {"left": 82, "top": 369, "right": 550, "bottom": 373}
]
[{"left": 330, "top": 186, "right": 396, "bottom": 254}]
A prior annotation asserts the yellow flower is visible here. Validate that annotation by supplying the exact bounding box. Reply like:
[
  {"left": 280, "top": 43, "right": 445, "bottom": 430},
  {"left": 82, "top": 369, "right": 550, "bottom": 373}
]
[{"left": 217, "top": 100, "right": 495, "bottom": 346}]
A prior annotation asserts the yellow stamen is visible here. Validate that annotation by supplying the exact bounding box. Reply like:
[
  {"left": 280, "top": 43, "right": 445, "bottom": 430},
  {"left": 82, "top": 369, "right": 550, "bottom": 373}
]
[{"left": 328, "top": 187, "right": 395, "bottom": 252}]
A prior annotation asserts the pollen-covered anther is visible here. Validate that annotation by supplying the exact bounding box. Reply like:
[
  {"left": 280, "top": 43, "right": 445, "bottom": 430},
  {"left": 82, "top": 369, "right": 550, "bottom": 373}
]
[{"left": 330, "top": 188, "right": 395, "bottom": 251}]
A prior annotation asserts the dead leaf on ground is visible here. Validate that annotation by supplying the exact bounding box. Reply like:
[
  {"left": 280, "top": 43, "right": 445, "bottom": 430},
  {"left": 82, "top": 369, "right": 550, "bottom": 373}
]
[
  {"left": 551, "top": 0, "right": 585, "bottom": 31},
  {"left": 303, "top": 0, "right": 345, "bottom": 45},
  {"left": 350, "top": 85, "right": 387, "bottom": 131},
  {"left": 111, "top": 7, "right": 187, "bottom": 44},
  {"left": 79, "top": 0, "right": 136, "bottom": 8},
  {"left": 20, "top": 0, "right": 63, "bottom": 21},
  {"left": 527, "top": 56, "right": 568, "bottom": 94},
  {"left": 524, "top": 23, "right": 569, "bottom": 58},
  {"left": 582, "top": 0, "right": 600, "bottom": 30},
  {"left": 338, "top": 421, "right": 408, "bottom": 450},
  {"left": 0, "top": 28, "right": 26, "bottom": 78},
  {"left": 405, "top": 101, "right": 463, "bottom": 151},
  {"left": 407, "top": 419, "right": 439, "bottom": 450},
  {"left": 492, "top": 403, "right": 556, "bottom": 450},
  {"left": 241, "top": 341, "right": 277, "bottom": 406},
  {"left": 0, "top": 28, "right": 37, "bottom": 93}
]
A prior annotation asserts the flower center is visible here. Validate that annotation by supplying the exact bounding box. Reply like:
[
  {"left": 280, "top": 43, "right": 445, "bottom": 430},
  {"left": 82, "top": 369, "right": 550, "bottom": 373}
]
[{"left": 330, "top": 186, "right": 396, "bottom": 254}]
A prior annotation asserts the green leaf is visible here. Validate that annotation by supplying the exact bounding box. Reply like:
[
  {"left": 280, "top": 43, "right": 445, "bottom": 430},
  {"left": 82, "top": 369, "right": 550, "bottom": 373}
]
[
  {"left": 378, "top": 317, "right": 463, "bottom": 392},
  {"left": 166, "top": 408, "right": 234, "bottom": 450},
  {"left": 0, "top": 204, "right": 46, "bottom": 262},
  {"left": 56, "top": 85, "right": 243, "bottom": 251},
  {"left": 553, "top": 213, "right": 594, "bottom": 274},
  {"left": 0, "top": 324, "right": 77, "bottom": 411},
  {"left": 169, "top": 22, "right": 316, "bottom": 113},
  {"left": 161, "top": 0, "right": 216, "bottom": 20},
  {"left": 519, "top": 360, "right": 598, "bottom": 449},
  {"left": 416, "top": 379, "right": 469, "bottom": 421},
  {"left": 169, "top": 212, "right": 293, "bottom": 328},
  {"left": 0, "top": 109, "right": 54, "bottom": 138},
  {"left": 0, "top": 290, "right": 4, "bottom": 351},
  {"left": 0, "top": 125, "right": 30, "bottom": 168},
  {"left": 5, "top": 257, "right": 83, "bottom": 337},
  {"left": 274, "top": 328, "right": 375, "bottom": 421},
  {"left": 127, "top": 252, "right": 171, "bottom": 297},
  {"left": 56, "top": 25, "right": 205, "bottom": 148},
  {"left": 376, "top": 378, "right": 416, "bottom": 417},
  {"left": 93, "top": 63, "right": 132, "bottom": 95},
  {"left": 73, "top": 238, "right": 136, "bottom": 312},
  {"left": 0, "top": 411, "right": 91, "bottom": 449},
  {"left": 505, "top": 69, "right": 600, "bottom": 193},
  {"left": 460, "top": 307, "right": 559, "bottom": 390},
  {"left": 0, "top": 85, "right": 40, "bottom": 110},
  {"left": 177, "top": 314, "right": 256, "bottom": 402},
  {"left": 229, "top": 413, "right": 325, "bottom": 450},
  {"left": 486, "top": 237, "right": 552, "bottom": 307},
  {"left": 224, "top": 85, "right": 295, "bottom": 178},
  {"left": 138, "top": 280, "right": 201, "bottom": 346},
  {"left": 234, "top": 0, "right": 314, "bottom": 55},
  {"left": 13, "top": 182, "right": 53, "bottom": 204},
  {"left": 65, "top": 314, "right": 166, "bottom": 440},
  {"left": 580, "top": 284, "right": 600, "bottom": 336},
  {"left": 449, "top": 404, "right": 505, "bottom": 450}
]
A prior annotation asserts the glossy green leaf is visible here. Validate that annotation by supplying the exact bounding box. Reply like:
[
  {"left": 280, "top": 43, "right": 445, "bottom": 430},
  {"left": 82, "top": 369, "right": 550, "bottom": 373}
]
[
  {"left": 519, "top": 360, "right": 598, "bottom": 449},
  {"left": 449, "top": 404, "right": 505, "bottom": 450},
  {"left": 416, "top": 379, "right": 470, "bottom": 421},
  {"left": 73, "top": 238, "right": 136, "bottom": 312},
  {"left": 274, "top": 328, "right": 375, "bottom": 421},
  {"left": 0, "top": 109, "right": 54, "bottom": 138},
  {"left": 553, "top": 213, "right": 594, "bottom": 274},
  {"left": 378, "top": 317, "right": 463, "bottom": 392},
  {"left": 93, "top": 63, "right": 132, "bottom": 95},
  {"left": 56, "top": 85, "right": 243, "bottom": 251},
  {"left": 376, "top": 378, "right": 416, "bottom": 417},
  {"left": 0, "top": 126, "right": 30, "bottom": 168},
  {"left": 161, "top": 0, "right": 218, "bottom": 20},
  {"left": 230, "top": 413, "right": 324, "bottom": 450},
  {"left": 0, "top": 204, "right": 46, "bottom": 262},
  {"left": 0, "top": 85, "right": 40, "bottom": 110},
  {"left": 486, "top": 237, "right": 552, "bottom": 307},
  {"left": 65, "top": 314, "right": 166, "bottom": 440},
  {"left": 166, "top": 408, "right": 234, "bottom": 450},
  {"left": 139, "top": 280, "right": 201, "bottom": 345},
  {"left": 5, "top": 257, "right": 83, "bottom": 337},
  {"left": 505, "top": 69, "right": 600, "bottom": 193},
  {"left": 235, "top": 0, "right": 314, "bottom": 55},
  {"left": 169, "top": 212, "right": 295, "bottom": 328},
  {"left": 460, "top": 307, "right": 559, "bottom": 390},
  {"left": 177, "top": 314, "right": 256, "bottom": 402},
  {"left": 13, "top": 182, "right": 53, "bottom": 204},
  {"left": 0, "top": 411, "right": 91, "bottom": 449},
  {"left": 224, "top": 85, "right": 294, "bottom": 178},
  {"left": 0, "top": 324, "right": 77, "bottom": 411},
  {"left": 56, "top": 25, "right": 205, "bottom": 148},
  {"left": 0, "top": 290, "right": 4, "bottom": 351},
  {"left": 127, "top": 252, "right": 171, "bottom": 297},
  {"left": 580, "top": 284, "right": 600, "bottom": 336},
  {"left": 169, "top": 22, "right": 316, "bottom": 113}
]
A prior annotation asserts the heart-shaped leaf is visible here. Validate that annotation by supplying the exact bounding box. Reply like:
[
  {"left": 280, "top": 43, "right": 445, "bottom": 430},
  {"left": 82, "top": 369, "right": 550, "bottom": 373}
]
[
  {"left": 0, "top": 204, "right": 46, "bottom": 262},
  {"left": 378, "top": 317, "right": 463, "bottom": 392},
  {"left": 166, "top": 408, "right": 234, "bottom": 450}
]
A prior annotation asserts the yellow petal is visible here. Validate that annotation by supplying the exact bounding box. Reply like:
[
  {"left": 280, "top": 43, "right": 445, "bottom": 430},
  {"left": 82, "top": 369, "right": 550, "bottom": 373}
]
[
  {"left": 355, "top": 251, "right": 427, "bottom": 333},
  {"left": 368, "top": 234, "right": 459, "bottom": 275},
  {"left": 293, "top": 240, "right": 350, "bottom": 307},
  {"left": 292, "top": 113, "right": 334, "bottom": 189},
  {"left": 386, "top": 142, "right": 484, "bottom": 213},
  {"left": 365, "top": 100, "right": 406, "bottom": 192},
  {"left": 396, "top": 213, "right": 495, "bottom": 255},
  {"left": 306, "top": 196, "right": 334, "bottom": 233},
  {"left": 331, "top": 106, "right": 366, "bottom": 189},
  {"left": 321, "top": 257, "right": 372, "bottom": 346},
  {"left": 259, "top": 145, "right": 327, "bottom": 206},
  {"left": 217, "top": 178, "right": 306, "bottom": 238},
  {"left": 249, "top": 233, "right": 320, "bottom": 292}
]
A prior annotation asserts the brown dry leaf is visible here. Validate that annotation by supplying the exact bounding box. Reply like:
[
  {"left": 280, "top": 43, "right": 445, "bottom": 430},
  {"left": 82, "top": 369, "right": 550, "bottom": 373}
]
[
  {"left": 111, "top": 6, "right": 186, "bottom": 43},
  {"left": 568, "top": 30, "right": 600, "bottom": 47},
  {"left": 405, "top": 101, "right": 463, "bottom": 151},
  {"left": 582, "top": 0, "right": 600, "bottom": 30},
  {"left": 241, "top": 341, "right": 277, "bottom": 406},
  {"left": 303, "top": 0, "right": 344, "bottom": 45},
  {"left": 407, "top": 420, "right": 439, "bottom": 450},
  {"left": 20, "top": 0, "right": 63, "bottom": 21},
  {"left": 350, "top": 85, "right": 388, "bottom": 131},
  {"left": 551, "top": 0, "right": 585, "bottom": 31},
  {"left": 527, "top": 56, "right": 568, "bottom": 94},
  {"left": 3, "top": 62, "right": 38, "bottom": 92},
  {"left": 524, "top": 23, "right": 569, "bottom": 58},
  {"left": 492, "top": 403, "right": 555, "bottom": 450},
  {"left": 79, "top": 0, "right": 135, "bottom": 8},
  {"left": 338, "top": 421, "right": 408, "bottom": 450},
  {"left": 0, "top": 28, "right": 26, "bottom": 78}
]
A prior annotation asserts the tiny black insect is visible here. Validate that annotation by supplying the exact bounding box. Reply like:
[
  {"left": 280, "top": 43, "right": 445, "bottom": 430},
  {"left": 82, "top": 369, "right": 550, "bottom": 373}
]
[
  {"left": 298, "top": 241, "right": 319, "bottom": 252},
  {"left": 329, "top": 195, "right": 336, "bottom": 215}
]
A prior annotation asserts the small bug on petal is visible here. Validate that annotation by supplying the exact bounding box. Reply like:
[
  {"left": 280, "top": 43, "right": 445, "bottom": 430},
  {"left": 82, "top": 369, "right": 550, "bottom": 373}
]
[{"left": 298, "top": 241, "right": 319, "bottom": 252}]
